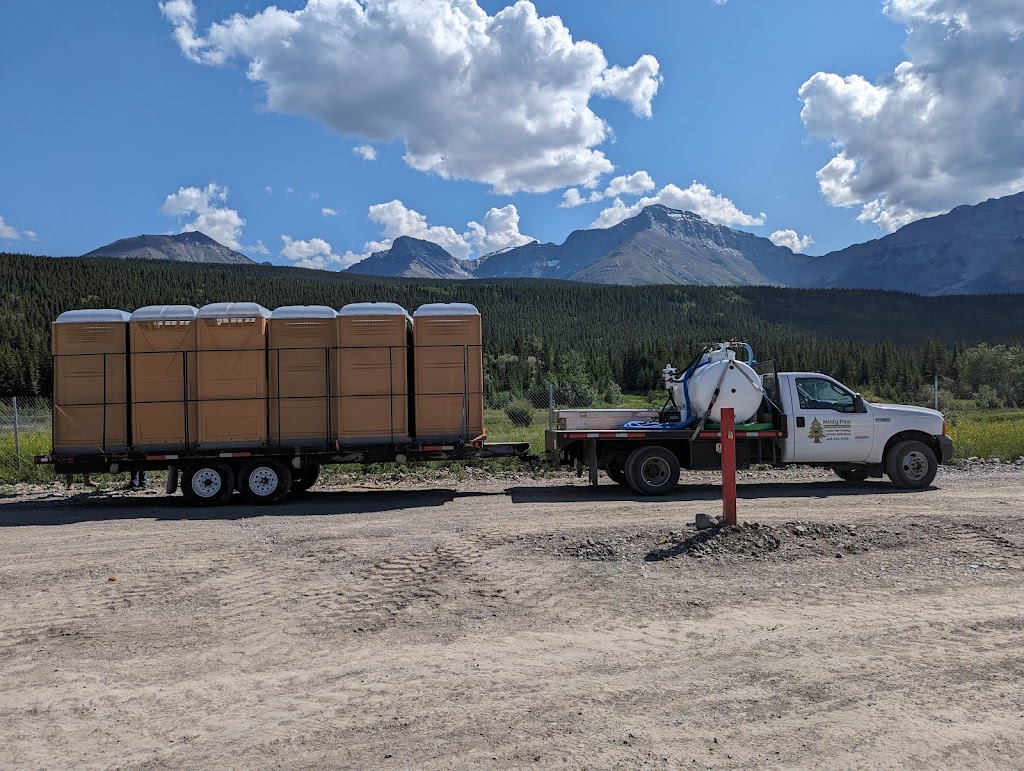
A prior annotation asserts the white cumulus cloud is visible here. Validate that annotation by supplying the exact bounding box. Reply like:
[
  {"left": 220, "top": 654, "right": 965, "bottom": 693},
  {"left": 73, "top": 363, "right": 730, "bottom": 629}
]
[
  {"left": 160, "top": 182, "right": 251, "bottom": 250},
  {"left": 465, "top": 204, "right": 535, "bottom": 256},
  {"left": 0, "top": 215, "right": 35, "bottom": 240},
  {"left": 769, "top": 229, "right": 814, "bottom": 253},
  {"left": 159, "top": 0, "right": 662, "bottom": 194},
  {"left": 561, "top": 171, "right": 656, "bottom": 208},
  {"left": 321, "top": 207, "right": 339, "bottom": 217},
  {"left": 799, "top": 0, "right": 1024, "bottom": 231},
  {"left": 280, "top": 235, "right": 347, "bottom": 270},
  {"left": 337, "top": 199, "right": 535, "bottom": 267},
  {"left": 592, "top": 181, "right": 766, "bottom": 229},
  {"left": 353, "top": 145, "right": 378, "bottom": 161},
  {"left": 365, "top": 199, "right": 473, "bottom": 259}
]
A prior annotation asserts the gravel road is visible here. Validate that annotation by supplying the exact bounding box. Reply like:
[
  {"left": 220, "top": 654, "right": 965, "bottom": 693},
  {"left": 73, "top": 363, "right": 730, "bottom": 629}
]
[{"left": 1, "top": 465, "right": 1023, "bottom": 769}]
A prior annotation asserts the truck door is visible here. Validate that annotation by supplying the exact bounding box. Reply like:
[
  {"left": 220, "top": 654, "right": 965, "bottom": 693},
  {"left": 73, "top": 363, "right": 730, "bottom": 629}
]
[{"left": 786, "top": 376, "right": 874, "bottom": 463}]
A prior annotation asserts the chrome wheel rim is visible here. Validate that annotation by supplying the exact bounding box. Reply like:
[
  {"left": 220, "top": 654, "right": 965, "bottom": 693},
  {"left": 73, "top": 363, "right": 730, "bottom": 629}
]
[
  {"left": 901, "top": 451, "right": 929, "bottom": 482},
  {"left": 191, "top": 468, "right": 222, "bottom": 498},
  {"left": 248, "top": 466, "right": 279, "bottom": 497},
  {"left": 639, "top": 457, "right": 670, "bottom": 487}
]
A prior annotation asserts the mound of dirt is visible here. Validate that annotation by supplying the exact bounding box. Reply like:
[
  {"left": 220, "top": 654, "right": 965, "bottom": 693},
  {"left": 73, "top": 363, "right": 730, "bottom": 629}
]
[{"left": 645, "top": 522, "right": 907, "bottom": 562}]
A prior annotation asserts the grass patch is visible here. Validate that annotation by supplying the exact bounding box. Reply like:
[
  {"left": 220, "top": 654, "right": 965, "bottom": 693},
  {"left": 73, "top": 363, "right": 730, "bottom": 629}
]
[
  {"left": 0, "top": 429, "right": 56, "bottom": 485},
  {"left": 945, "top": 408, "right": 1024, "bottom": 461}
]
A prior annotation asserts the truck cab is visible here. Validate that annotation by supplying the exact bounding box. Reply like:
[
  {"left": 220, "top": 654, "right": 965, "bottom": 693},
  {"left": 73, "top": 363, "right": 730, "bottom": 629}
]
[{"left": 772, "top": 371, "right": 952, "bottom": 484}]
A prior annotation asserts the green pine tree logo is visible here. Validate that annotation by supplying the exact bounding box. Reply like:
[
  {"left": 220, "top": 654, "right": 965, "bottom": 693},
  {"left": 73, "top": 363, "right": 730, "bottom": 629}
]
[{"left": 808, "top": 418, "right": 825, "bottom": 443}]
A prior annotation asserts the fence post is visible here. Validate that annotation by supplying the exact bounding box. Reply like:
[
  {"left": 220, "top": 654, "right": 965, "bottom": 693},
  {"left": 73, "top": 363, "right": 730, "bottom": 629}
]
[
  {"left": 13, "top": 396, "right": 21, "bottom": 469},
  {"left": 934, "top": 373, "right": 939, "bottom": 411},
  {"left": 721, "top": 407, "right": 737, "bottom": 526},
  {"left": 548, "top": 384, "right": 555, "bottom": 430}
]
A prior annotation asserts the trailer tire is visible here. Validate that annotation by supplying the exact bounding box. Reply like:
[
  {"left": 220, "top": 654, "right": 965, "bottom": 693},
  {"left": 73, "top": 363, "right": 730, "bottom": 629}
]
[
  {"left": 292, "top": 463, "right": 320, "bottom": 492},
  {"left": 238, "top": 459, "right": 293, "bottom": 505},
  {"left": 885, "top": 440, "right": 937, "bottom": 489},
  {"left": 833, "top": 463, "right": 871, "bottom": 483},
  {"left": 181, "top": 461, "right": 235, "bottom": 507},
  {"left": 625, "top": 447, "right": 680, "bottom": 496},
  {"left": 606, "top": 468, "right": 628, "bottom": 486}
]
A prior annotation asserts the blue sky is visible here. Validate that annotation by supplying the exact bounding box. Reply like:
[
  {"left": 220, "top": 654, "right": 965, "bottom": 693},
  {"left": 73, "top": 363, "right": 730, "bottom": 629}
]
[{"left": 1, "top": 1, "right": 1021, "bottom": 269}]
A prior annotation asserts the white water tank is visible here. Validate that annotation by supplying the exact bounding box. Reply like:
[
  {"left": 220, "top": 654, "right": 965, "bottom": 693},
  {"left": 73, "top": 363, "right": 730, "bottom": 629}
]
[{"left": 684, "top": 346, "right": 763, "bottom": 424}]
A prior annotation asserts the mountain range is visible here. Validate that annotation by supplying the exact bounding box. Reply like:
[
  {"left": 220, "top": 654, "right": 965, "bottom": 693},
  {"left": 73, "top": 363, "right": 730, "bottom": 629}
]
[
  {"left": 82, "top": 232, "right": 255, "bottom": 265},
  {"left": 343, "top": 192, "right": 1024, "bottom": 295},
  {"left": 81, "top": 192, "right": 1024, "bottom": 295}
]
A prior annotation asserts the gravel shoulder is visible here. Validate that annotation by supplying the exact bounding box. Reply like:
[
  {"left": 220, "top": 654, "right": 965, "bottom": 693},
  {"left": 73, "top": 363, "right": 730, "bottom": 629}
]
[{"left": 1, "top": 465, "right": 1023, "bottom": 769}]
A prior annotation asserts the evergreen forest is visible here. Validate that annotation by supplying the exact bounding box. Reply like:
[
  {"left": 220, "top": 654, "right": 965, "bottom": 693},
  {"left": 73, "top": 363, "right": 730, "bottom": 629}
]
[{"left": 2, "top": 252, "right": 1023, "bottom": 407}]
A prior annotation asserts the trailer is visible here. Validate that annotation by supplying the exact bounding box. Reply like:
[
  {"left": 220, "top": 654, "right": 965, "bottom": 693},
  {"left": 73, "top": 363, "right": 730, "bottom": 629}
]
[
  {"left": 36, "top": 301, "right": 530, "bottom": 506},
  {"left": 546, "top": 344, "right": 953, "bottom": 494}
]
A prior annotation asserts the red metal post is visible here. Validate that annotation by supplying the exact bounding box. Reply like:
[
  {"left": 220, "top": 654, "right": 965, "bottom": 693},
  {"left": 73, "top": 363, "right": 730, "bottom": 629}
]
[{"left": 721, "top": 407, "right": 737, "bottom": 525}]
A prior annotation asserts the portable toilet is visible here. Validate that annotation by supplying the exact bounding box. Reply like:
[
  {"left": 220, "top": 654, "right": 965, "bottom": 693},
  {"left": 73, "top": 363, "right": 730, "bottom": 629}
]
[
  {"left": 129, "top": 305, "right": 199, "bottom": 450},
  {"left": 51, "top": 309, "right": 131, "bottom": 454},
  {"left": 336, "top": 302, "right": 411, "bottom": 443},
  {"left": 195, "top": 302, "right": 271, "bottom": 448},
  {"left": 269, "top": 305, "right": 338, "bottom": 447},
  {"left": 412, "top": 303, "right": 484, "bottom": 443}
]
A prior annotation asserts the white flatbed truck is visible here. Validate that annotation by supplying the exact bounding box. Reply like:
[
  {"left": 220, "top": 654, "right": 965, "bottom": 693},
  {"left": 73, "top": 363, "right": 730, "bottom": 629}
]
[{"left": 546, "top": 355, "right": 953, "bottom": 495}]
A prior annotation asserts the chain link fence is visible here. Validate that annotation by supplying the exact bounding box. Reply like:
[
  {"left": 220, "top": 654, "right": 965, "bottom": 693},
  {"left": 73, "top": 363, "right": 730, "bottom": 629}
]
[
  {"left": 0, "top": 396, "right": 55, "bottom": 484},
  {"left": 2, "top": 388, "right": 1021, "bottom": 486}
]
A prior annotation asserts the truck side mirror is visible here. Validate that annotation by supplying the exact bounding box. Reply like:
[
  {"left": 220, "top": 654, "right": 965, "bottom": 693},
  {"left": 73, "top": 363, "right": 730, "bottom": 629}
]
[{"left": 854, "top": 393, "right": 867, "bottom": 413}]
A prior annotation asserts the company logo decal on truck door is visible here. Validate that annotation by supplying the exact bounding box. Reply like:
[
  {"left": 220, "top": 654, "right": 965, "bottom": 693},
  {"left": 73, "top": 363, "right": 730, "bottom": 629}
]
[{"left": 808, "top": 417, "right": 853, "bottom": 443}]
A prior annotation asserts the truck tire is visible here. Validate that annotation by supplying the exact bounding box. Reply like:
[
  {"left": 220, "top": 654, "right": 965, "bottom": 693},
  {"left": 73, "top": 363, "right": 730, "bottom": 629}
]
[
  {"left": 833, "top": 463, "right": 871, "bottom": 483},
  {"left": 181, "top": 461, "right": 235, "bottom": 507},
  {"left": 625, "top": 447, "right": 680, "bottom": 496},
  {"left": 292, "top": 463, "right": 320, "bottom": 492},
  {"left": 606, "top": 468, "right": 628, "bottom": 486},
  {"left": 238, "top": 459, "right": 293, "bottom": 505},
  {"left": 885, "top": 440, "right": 937, "bottom": 489}
]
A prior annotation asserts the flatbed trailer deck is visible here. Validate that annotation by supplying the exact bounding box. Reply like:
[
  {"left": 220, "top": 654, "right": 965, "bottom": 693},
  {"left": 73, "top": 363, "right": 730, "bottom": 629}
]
[{"left": 546, "top": 422, "right": 787, "bottom": 494}]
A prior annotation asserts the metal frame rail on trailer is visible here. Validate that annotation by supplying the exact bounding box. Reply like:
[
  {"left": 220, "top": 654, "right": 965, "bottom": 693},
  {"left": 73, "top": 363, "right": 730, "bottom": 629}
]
[{"left": 37, "top": 437, "right": 530, "bottom": 506}]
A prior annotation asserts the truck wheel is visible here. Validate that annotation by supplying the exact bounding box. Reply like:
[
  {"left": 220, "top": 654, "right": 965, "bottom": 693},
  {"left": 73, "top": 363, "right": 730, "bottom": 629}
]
[
  {"left": 833, "top": 464, "right": 871, "bottom": 483},
  {"left": 238, "top": 459, "right": 293, "bottom": 505},
  {"left": 885, "top": 440, "right": 937, "bottom": 489},
  {"left": 181, "top": 461, "right": 235, "bottom": 507},
  {"left": 292, "top": 463, "right": 320, "bottom": 492},
  {"left": 625, "top": 447, "right": 680, "bottom": 496},
  {"left": 606, "top": 468, "right": 628, "bottom": 486}
]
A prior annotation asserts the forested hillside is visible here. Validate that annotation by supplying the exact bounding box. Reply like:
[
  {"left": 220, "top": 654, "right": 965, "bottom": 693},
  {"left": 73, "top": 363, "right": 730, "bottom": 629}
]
[{"left": 2, "top": 252, "right": 1023, "bottom": 404}]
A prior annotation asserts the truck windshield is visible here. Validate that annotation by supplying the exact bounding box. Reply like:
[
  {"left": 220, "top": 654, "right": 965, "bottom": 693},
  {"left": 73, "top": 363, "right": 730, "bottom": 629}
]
[{"left": 795, "top": 377, "right": 855, "bottom": 412}]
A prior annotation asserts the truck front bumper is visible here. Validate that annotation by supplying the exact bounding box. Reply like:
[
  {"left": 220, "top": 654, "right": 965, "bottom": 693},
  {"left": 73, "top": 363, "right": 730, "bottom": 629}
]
[{"left": 937, "top": 434, "right": 954, "bottom": 464}]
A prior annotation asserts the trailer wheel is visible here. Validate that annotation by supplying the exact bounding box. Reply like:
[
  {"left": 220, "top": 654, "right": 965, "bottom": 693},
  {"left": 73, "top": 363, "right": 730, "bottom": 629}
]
[
  {"left": 833, "top": 463, "right": 871, "bottom": 483},
  {"left": 625, "top": 447, "right": 680, "bottom": 496},
  {"left": 606, "top": 468, "right": 628, "bottom": 486},
  {"left": 885, "top": 440, "right": 937, "bottom": 489},
  {"left": 238, "top": 459, "right": 292, "bottom": 505},
  {"left": 181, "top": 461, "right": 235, "bottom": 507},
  {"left": 292, "top": 463, "right": 320, "bottom": 492}
]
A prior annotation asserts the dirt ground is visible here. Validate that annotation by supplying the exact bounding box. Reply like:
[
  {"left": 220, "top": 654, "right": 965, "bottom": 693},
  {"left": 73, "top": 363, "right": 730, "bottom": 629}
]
[{"left": 1, "top": 464, "right": 1023, "bottom": 770}]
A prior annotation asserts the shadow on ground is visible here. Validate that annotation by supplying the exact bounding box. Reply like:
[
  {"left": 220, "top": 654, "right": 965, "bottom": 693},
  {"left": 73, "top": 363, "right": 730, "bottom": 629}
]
[
  {"left": 0, "top": 488, "right": 470, "bottom": 527},
  {"left": 0, "top": 478, "right": 928, "bottom": 528}
]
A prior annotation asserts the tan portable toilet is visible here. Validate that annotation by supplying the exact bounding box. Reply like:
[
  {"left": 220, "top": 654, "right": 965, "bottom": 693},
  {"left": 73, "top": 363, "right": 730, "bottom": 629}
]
[
  {"left": 269, "top": 305, "right": 338, "bottom": 447},
  {"left": 412, "top": 303, "right": 484, "bottom": 443},
  {"left": 51, "top": 309, "right": 131, "bottom": 454},
  {"left": 196, "top": 302, "right": 271, "bottom": 448},
  {"left": 129, "top": 305, "right": 198, "bottom": 450},
  {"left": 336, "top": 303, "right": 411, "bottom": 443}
]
